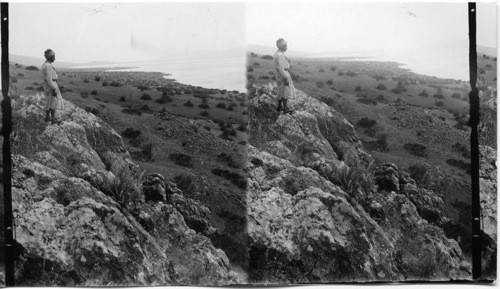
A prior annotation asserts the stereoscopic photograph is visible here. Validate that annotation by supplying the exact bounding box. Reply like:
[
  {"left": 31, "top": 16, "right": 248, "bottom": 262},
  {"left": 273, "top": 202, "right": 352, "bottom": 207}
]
[{"left": 0, "top": 0, "right": 497, "bottom": 286}]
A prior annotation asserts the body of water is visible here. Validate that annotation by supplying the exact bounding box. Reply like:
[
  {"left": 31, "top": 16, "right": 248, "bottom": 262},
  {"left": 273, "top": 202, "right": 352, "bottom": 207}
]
[
  {"left": 307, "top": 46, "right": 471, "bottom": 81},
  {"left": 74, "top": 57, "right": 246, "bottom": 92}
]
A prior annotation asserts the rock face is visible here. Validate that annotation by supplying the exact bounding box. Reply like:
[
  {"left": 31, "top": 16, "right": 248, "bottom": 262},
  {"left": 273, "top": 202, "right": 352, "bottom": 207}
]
[
  {"left": 247, "top": 87, "right": 472, "bottom": 282},
  {"left": 479, "top": 145, "right": 497, "bottom": 278},
  {"left": 11, "top": 94, "right": 239, "bottom": 285}
]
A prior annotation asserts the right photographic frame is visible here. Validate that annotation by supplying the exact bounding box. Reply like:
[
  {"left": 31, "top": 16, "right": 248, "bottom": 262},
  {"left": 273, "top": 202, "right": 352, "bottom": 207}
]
[{"left": 245, "top": 2, "right": 496, "bottom": 283}]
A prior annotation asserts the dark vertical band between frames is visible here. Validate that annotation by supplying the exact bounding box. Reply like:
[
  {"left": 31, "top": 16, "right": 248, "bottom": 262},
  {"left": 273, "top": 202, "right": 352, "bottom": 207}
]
[
  {"left": 468, "top": 2, "right": 481, "bottom": 280},
  {"left": 0, "top": 2, "right": 14, "bottom": 286}
]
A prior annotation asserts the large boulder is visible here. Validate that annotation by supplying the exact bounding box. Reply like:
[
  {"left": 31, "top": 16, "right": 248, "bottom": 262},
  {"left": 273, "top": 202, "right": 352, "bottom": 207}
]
[
  {"left": 247, "top": 88, "right": 472, "bottom": 282},
  {"left": 11, "top": 94, "right": 238, "bottom": 285}
]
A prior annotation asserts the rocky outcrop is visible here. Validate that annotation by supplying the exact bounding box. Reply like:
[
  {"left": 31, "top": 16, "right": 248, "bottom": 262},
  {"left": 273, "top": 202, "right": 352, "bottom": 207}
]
[
  {"left": 479, "top": 145, "right": 497, "bottom": 278},
  {"left": 247, "top": 87, "right": 472, "bottom": 282},
  {"left": 11, "top": 94, "right": 240, "bottom": 285}
]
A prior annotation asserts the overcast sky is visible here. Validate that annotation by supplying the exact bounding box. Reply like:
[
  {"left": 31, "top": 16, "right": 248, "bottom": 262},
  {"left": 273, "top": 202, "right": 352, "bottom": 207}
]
[
  {"left": 10, "top": 2, "right": 246, "bottom": 63},
  {"left": 247, "top": 2, "right": 497, "bottom": 54},
  {"left": 7, "top": 1, "right": 498, "bottom": 64}
]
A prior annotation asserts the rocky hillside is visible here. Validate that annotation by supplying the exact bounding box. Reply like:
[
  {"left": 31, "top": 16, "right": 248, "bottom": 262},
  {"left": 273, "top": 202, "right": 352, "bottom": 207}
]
[
  {"left": 10, "top": 93, "right": 243, "bottom": 286},
  {"left": 246, "top": 86, "right": 476, "bottom": 282}
]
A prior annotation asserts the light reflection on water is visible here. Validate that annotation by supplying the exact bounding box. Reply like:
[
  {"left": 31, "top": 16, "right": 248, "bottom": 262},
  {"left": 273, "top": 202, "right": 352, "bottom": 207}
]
[{"left": 75, "top": 57, "right": 247, "bottom": 92}]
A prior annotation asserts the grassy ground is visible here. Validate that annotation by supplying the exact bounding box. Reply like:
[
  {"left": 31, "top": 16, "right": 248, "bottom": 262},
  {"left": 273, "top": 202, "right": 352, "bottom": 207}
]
[
  {"left": 247, "top": 52, "right": 497, "bottom": 223},
  {"left": 9, "top": 63, "right": 249, "bottom": 269}
]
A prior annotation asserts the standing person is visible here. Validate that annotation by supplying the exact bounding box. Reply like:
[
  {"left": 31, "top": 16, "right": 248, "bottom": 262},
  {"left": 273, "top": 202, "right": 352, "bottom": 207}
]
[
  {"left": 274, "top": 38, "right": 294, "bottom": 114},
  {"left": 42, "top": 49, "right": 63, "bottom": 124}
]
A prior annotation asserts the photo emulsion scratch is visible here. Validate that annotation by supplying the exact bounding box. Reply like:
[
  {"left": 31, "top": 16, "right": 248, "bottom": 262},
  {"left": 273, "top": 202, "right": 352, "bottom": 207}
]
[{"left": 0, "top": 1, "right": 497, "bottom": 286}]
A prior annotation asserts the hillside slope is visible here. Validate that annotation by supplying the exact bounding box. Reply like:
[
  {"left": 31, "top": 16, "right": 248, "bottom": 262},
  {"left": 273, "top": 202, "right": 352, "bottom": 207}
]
[
  {"left": 247, "top": 86, "right": 476, "bottom": 282},
  {"left": 10, "top": 93, "right": 242, "bottom": 285}
]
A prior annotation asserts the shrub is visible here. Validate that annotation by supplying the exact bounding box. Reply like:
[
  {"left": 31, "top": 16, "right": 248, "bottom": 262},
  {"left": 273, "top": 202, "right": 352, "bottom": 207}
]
[
  {"left": 355, "top": 86, "right": 362, "bottom": 91},
  {"left": 253, "top": 62, "right": 260, "bottom": 66},
  {"left": 122, "top": 128, "right": 142, "bottom": 139},
  {"left": 11, "top": 78, "right": 17, "bottom": 83},
  {"left": 211, "top": 168, "right": 247, "bottom": 189},
  {"left": 121, "top": 107, "right": 142, "bottom": 116},
  {"left": 140, "top": 105, "right": 150, "bottom": 111},
  {"left": 376, "top": 83, "right": 387, "bottom": 90},
  {"left": 25, "top": 65, "right": 39, "bottom": 71},
  {"left": 403, "top": 143, "right": 428, "bottom": 157},
  {"left": 407, "top": 163, "right": 432, "bottom": 188},
  {"left": 25, "top": 86, "right": 35, "bottom": 90},
  {"left": 356, "top": 98, "right": 377, "bottom": 105},
  {"left": 357, "top": 117, "right": 377, "bottom": 129},
  {"left": 102, "top": 81, "right": 109, "bottom": 86},
  {"left": 446, "top": 158, "right": 471, "bottom": 173},
  {"left": 338, "top": 71, "right": 344, "bottom": 76},
  {"left": 94, "top": 75, "right": 101, "bottom": 81},
  {"left": 119, "top": 96, "right": 126, "bottom": 102},
  {"left": 479, "top": 69, "right": 486, "bottom": 74},
  {"left": 330, "top": 66, "right": 337, "bottom": 71},
  {"left": 156, "top": 95, "right": 173, "bottom": 104},
  {"left": 433, "top": 93, "right": 445, "bottom": 99},
  {"left": 137, "top": 85, "right": 150, "bottom": 91},
  {"left": 319, "top": 69, "right": 325, "bottom": 73},
  {"left": 173, "top": 174, "right": 197, "bottom": 195},
  {"left": 110, "top": 81, "right": 121, "bottom": 87},
  {"left": 451, "top": 93, "right": 461, "bottom": 99},
  {"left": 183, "top": 100, "right": 194, "bottom": 107},
  {"left": 316, "top": 81, "right": 324, "bottom": 88},
  {"left": 346, "top": 71, "right": 357, "bottom": 77},
  {"left": 247, "top": 67, "right": 254, "bottom": 72},
  {"left": 435, "top": 101, "right": 444, "bottom": 107},
  {"left": 198, "top": 103, "right": 210, "bottom": 109},
  {"left": 326, "top": 79, "right": 334, "bottom": 85},
  {"left": 216, "top": 102, "right": 227, "bottom": 109},
  {"left": 17, "top": 73, "right": 24, "bottom": 77},
  {"left": 91, "top": 90, "right": 98, "bottom": 95},
  {"left": 80, "top": 91, "right": 89, "bottom": 99},
  {"left": 169, "top": 153, "right": 193, "bottom": 167},
  {"left": 84, "top": 107, "right": 99, "bottom": 116},
  {"left": 200, "top": 111, "right": 209, "bottom": 117},
  {"left": 36, "top": 86, "right": 44, "bottom": 92},
  {"left": 261, "top": 55, "right": 273, "bottom": 60},
  {"left": 93, "top": 170, "right": 143, "bottom": 211},
  {"left": 217, "top": 152, "right": 241, "bottom": 169},
  {"left": 83, "top": 79, "right": 90, "bottom": 83},
  {"left": 141, "top": 93, "right": 152, "bottom": 100},
  {"left": 418, "top": 90, "right": 429, "bottom": 97}
]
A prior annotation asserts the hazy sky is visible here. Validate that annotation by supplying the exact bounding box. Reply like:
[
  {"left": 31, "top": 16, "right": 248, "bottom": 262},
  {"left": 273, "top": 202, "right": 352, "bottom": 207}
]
[
  {"left": 10, "top": 2, "right": 246, "bottom": 63},
  {"left": 247, "top": 2, "right": 497, "bottom": 54}
]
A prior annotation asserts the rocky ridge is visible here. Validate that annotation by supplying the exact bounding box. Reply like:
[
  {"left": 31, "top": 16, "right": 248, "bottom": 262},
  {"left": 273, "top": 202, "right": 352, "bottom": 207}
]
[
  {"left": 11, "top": 93, "right": 241, "bottom": 285},
  {"left": 247, "top": 87, "right": 474, "bottom": 282}
]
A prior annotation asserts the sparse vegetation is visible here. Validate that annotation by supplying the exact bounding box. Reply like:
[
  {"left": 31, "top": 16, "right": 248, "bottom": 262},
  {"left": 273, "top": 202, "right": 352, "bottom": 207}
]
[
  {"left": 169, "top": 153, "right": 194, "bottom": 167},
  {"left": 403, "top": 143, "right": 428, "bottom": 157}
]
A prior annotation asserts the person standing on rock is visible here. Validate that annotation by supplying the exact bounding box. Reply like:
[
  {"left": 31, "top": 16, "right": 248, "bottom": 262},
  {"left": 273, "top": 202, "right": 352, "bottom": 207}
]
[
  {"left": 42, "top": 49, "right": 63, "bottom": 124},
  {"left": 274, "top": 38, "right": 294, "bottom": 114}
]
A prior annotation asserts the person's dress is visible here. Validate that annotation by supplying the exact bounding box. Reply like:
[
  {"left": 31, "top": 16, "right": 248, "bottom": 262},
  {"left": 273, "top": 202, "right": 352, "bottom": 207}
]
[
  {"left": 274, "top": 50, "right": 295, "bottom": 100},
  {"left": 41, "top": 61, "right": 63, "bottom": 111}
]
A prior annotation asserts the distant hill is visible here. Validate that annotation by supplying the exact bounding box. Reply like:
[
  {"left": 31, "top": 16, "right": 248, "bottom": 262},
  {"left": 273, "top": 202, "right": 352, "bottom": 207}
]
[
  {"left": 247, "top": 44, "right": 307, "bottom": 58},
  {"left": 9, "top": 53, "right": 116, "bottom": 68},
  {"left": 477, "top": 45, "right": 497, "bottom": 57}
]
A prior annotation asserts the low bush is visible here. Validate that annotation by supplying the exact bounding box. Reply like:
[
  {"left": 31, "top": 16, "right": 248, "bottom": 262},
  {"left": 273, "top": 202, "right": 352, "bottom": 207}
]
[
  {"left": 183, "top": 100, "right": 194, "bottom": 107},
  {"left": 376, "top": 83, "right": 387, "bottom": 90},
  {"left": 211, "top": 168, "right": 247, "bottom": 189},
  {"left": 357, "top": 98, "right": 377, "bottom": 105},
  {"left": 451, "top": 93, "right": 461, "bottom": 99},
  {"left": 198, "top": 103, "right": 210, "bottom": 109},
  {"left": 407, "top": 163, "right": 432, "bottom": 188},
  {"left": 122, "top": 128, "right": 142, "bottom": 139},
  {"left": 316, "top": 81, "right": 324, "bottom": 88},
  {"left": 418, "top": 90, "right": 429, "bottom": 97},
  {"left": 169, "top": 153, "right": 194, "bottom": 167},
  {"left": 121, "top": 107, "right": 142, "bottom": 116},
  {"left": 173, "top": 173, "right": 197, "bottom": 195},
  {"left": 326, "top": 79, "right": 334, "bottom": 85},
  {"left": 83, "top": 79, "right": 90, "bottom": 83},
  {"left": 102, "top": 81, "right": 109, "bottom": 86},
  {"left": 217, "top": 152, "right": 241, "bottom": 169},
  {"left": 259, "top": 75, "right": 270, "bottom": 80},
  {"left": 355, "top": 86, "right": 362, "bottom": 91},
  {"left": 25, "top": 65, "right": 39, "bottom": 71},
  {"left": 200, "top": 111, "right": 209, "bottom": 117},
  {"left": 25, "top": 86, "right": 35, "bottom": 90},
  {"left": 330, "top": 66, "right": 337, "bottom": 71},
  {"left": 91, "top": 90, "right": 98, "bottom": 96},
  {"left": 84, "top": 107, "right": 99, "bottom": 116},
  {"left": 80, "top": 91, "right": 89, "bottom": 99},
  {"left": 357, "top": 117, "right": 377, "bottom": 128},
  {"left": 156, "top": 95, "right": 173, "bottom": 104},
  {"left": 119, "top": 96, "right": 126, "bottom": 102},
  {"left": 141, "top": 93, "right": 152, "bottom": 100},
  {"left": 403, "top": 143, "right": 428, "bottom": 157},
  {"left": 435, "top": 101, "right": 444, "bottom": 107},
  {"left": 433, "top": 93, "right": 445, "bottom": 99},
  {"left": 446, "top": 158, "right": 471, "bottom": 173},
  {"left": 261, "top": 55, "right": 273, "bottom": 60},
  {"left": 94, "top": 75, "right": 101, "bottom": 81}
]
